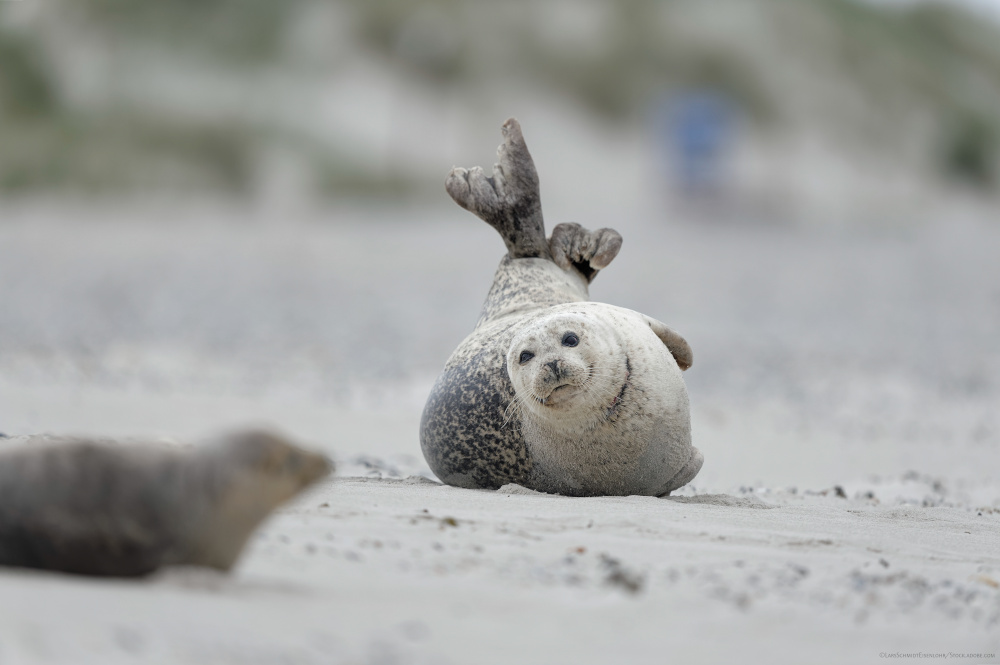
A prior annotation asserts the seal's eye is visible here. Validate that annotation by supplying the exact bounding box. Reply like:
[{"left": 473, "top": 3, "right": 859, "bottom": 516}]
[
  {"left": 518, "top": 350, "right": 535, "bottom": 364},
  {"left": 562, "top": 332, "right": 579, "bottom": 347}
]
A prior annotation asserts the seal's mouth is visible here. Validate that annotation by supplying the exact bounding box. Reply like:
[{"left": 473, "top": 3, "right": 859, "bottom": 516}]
[{"left": 536, "top": 382, "right": 581, "bottom": 407}]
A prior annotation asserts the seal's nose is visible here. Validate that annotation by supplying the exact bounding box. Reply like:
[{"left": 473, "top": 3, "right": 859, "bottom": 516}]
[{"left": 546, "top": 359, "right": 561, "bottom": 378}]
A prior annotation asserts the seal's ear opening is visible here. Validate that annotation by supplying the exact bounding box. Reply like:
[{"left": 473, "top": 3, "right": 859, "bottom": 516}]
[{"left": 643, "top": 315, "right": 693, "bottom": 371}]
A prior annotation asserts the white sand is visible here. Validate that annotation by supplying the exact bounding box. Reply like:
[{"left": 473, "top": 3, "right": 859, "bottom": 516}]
[
  {"left": 1, "top": 203, "right": 998, "bottom": 664},
  {"left": 1, "top": 475, "right": 996, "bottom": 664}
]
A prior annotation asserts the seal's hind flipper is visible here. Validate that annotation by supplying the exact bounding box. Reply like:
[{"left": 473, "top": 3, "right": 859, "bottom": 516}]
[
  {"left": 446, "top": 118, "right": 549, "bottom": 259},
  {"left": 549, "top": 223, "right": 622, "bottom": 283},
  {"left": 642, "top": 314, "right": 693, "bottom": 371}
]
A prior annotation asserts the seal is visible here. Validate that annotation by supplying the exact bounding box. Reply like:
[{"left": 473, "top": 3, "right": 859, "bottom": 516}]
[
  {"left": 0, "top": 428, "right": 332, "bottom": 577},
  {"left": 420, "top": 118, "right": 703, "bottom": 496}
]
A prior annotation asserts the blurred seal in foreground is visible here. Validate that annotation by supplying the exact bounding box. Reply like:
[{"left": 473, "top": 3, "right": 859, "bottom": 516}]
[
  {"left": 421, "top": 118, "right": 702, "bottom": 496},
  {"left": 0, "top": 429, "right": 331, "bottom": 577}
]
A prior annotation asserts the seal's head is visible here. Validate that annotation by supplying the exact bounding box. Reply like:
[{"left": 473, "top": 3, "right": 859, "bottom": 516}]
[
  {"left": 189, "top": 429, "right": 333, "bottom": 570},
  {"left": 205, "top": 429, "right": 333, "bottom": 501},
  {"left": 506, "top": 312, "right": 630, "bottom": 428}
]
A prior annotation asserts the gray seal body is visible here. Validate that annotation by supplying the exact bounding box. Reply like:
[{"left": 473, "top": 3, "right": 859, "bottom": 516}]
[
  {"left": 0, "top": 429, "right": 331, "bottom": 577},
  {"left": 420, "top": 119, "right": 702, "bottom": 496}
]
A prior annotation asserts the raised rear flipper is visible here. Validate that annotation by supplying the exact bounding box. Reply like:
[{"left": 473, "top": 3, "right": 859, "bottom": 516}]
[
  {"left": 445, "top": 118, "right": 549, "bottom": 260},
  {"left": 549, "top": 222, "right": 622, "bottom": 283}
]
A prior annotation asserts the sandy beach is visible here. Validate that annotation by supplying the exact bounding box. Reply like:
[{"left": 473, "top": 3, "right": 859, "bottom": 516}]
[{"left": 1, "top": 201, "right": 998, "bottom": 664}]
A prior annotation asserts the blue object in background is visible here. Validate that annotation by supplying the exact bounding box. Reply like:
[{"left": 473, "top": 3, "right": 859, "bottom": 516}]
[{"left": 656, "top": 89, "right": 736, "bottom": 198}]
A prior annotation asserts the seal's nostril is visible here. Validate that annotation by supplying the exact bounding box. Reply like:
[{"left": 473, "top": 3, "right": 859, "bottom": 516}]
[{"left": 546, "top": 360, "right": 560, "bottom": 376}]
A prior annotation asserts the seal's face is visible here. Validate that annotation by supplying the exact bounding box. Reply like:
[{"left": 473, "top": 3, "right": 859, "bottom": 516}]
[{"left": 506, "top": 313, "right": 629, "bottom": 426}]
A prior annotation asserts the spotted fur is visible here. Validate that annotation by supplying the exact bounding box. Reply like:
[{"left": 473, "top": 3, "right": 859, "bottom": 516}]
[{"left": 420, "top": 118, "right": 701, "bottom": 495}]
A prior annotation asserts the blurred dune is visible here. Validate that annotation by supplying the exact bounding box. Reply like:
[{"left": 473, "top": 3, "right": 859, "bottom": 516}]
[{"left": 0, "top": 0, "right": 998, "bottom": 222}]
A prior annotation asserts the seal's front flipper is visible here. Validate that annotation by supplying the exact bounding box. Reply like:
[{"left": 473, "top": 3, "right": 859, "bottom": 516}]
[
  {"left": 445, "top": 118, "right": 549, "bottom": 260},
  {"left": 549, "top": 223, "right": 622, "bottom": 283},
  {"left": 642, "top": 314, "right": 693, "bottom": 371}
]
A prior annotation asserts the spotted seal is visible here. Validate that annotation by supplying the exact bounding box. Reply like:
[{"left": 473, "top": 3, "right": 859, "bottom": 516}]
[
  {"left": 420, "top": 118, "right": 702, "bottom": 496},
  {"left": 0, "top": 429, "right": 331, "bottom": 576}
]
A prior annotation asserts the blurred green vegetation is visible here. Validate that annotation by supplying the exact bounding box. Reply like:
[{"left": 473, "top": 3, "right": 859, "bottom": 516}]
[
  {"left": 72, "top": 0, "right": 295, "bottom": 66},
  {"left": 0, "top": 0, "right": 998, "bottom": 197},
  {"left": 0, "top": 20, "right": 257, "bottom": 194},
  {"left": 941, "top": 113, "right": 996, "bottom": 186},
  {"left": 0, "top": 32, "right": 56, "bottom": 118},
  {"left": 0, "top": 115, "right": 252, "bottom": 194}
]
